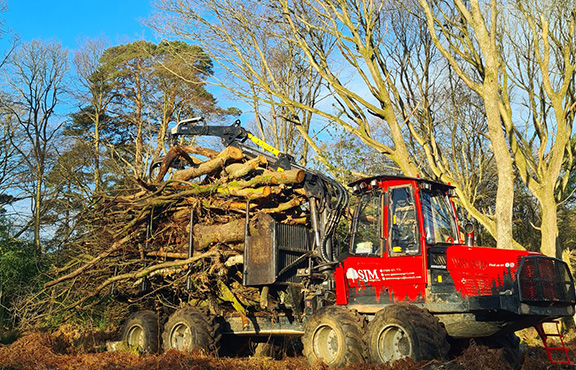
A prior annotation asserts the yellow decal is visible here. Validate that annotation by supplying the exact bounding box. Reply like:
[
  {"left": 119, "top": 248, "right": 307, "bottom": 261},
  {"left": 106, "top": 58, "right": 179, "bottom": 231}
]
[{"left": 247, "top": 133, "right": 281, "bottom": 156}]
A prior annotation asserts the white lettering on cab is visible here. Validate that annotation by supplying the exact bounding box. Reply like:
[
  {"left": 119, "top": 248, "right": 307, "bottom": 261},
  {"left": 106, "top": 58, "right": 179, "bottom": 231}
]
[{"left": 346, "top": 267, "right": 421, "bottom": 283}]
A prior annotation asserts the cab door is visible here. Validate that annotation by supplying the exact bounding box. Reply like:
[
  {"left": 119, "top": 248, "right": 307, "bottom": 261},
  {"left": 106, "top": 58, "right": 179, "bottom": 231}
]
[{"left": 341, "top": 183, "right": 427, "bottom": 306}]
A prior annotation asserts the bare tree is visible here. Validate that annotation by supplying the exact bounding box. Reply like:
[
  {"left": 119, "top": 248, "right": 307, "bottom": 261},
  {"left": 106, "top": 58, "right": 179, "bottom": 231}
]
[
  {"left": 150, "top": 0, "right": 333, "bottom": 167},
  {"left": 504, "top": 2, "right": 576, "bottom": 258},
  {"left": 0, "top": 40, "right": 68, "bottom": 254},
  {"left": 248, "top": 40, "right": 325, "bottom": 166},
  {"left": 241, "top": 26, "right": 328, "bottom": 165},
  {"left": 419, "top": 0, "right": 576, "bottom": 256}
]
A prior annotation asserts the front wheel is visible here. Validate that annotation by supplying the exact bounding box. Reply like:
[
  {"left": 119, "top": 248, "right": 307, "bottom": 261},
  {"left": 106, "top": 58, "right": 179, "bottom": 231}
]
[
  {"left": 367, "top": 304, "right": 449, "bottom": 364},
  {"left": 120, "top": 310, "right": 160, "bottom": 354},
  {"left": 302, "top": 306, "right": 367, "bottom": 367},
  {"left": 162, "top": 307, "right": 221, "bottom": 354}
]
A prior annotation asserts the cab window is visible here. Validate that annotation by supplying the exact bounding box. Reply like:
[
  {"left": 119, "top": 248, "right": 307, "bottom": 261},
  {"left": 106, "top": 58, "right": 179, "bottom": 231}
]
[
  {"left": 421, "top": 188, "right": 459, "bottom": 245},
  {"left": 389, "top": 185, "right": 419, "bottom": 256},
  {"left": 350, "top": 192, "right": 382, "bottom": 255}
]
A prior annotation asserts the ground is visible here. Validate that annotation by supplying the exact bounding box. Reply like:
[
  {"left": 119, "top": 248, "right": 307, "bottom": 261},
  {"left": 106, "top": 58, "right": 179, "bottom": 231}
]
[{"left": 0, "top": 326, "right": 573, "bottom": 370}]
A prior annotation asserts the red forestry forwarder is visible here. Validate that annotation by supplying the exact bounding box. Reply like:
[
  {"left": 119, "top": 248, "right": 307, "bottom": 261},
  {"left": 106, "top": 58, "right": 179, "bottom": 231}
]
[{"left": 120, "top": 118, "right": 576, "bottom": 367}]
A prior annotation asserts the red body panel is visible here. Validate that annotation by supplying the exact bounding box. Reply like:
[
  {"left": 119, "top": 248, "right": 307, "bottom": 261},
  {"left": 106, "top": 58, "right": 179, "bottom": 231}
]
[
  {"left": 447, "top": 245, "right": 539, "bottom": 297},
  {"left": 338, "top": 254, "right": 427, "bottom": 305},
  {"left": 335, "top": 245, "right": 543, "bottom": 305}
]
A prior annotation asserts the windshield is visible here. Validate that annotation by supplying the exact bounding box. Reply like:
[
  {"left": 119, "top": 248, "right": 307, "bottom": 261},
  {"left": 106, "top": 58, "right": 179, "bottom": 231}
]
[{"left": 420, "top": 188, "right": 459, "bottom": 245}]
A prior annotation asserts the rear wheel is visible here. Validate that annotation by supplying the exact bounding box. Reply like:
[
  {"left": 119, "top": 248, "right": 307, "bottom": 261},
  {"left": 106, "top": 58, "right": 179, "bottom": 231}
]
[
  {"left": 367, "top": 304, "right": 450, "bottom": 364},
  {"left": 120, "top": 310, "right": 160, "bottom": 354},
  {"left": 162, "top": 307, "right": 221, "bottom": 354},
  {"left": 302, "top": 306, "right": 367, "bottom": 367}
]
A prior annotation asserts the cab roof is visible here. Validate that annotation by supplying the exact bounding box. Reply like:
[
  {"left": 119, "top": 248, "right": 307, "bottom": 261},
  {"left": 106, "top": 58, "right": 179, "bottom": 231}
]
[{"left": 348, "top": 175, "right": 455, "bottom": 193}]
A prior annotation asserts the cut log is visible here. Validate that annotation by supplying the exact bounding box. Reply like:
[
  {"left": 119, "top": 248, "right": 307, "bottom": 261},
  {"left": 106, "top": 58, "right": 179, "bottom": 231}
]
[
  {"left": 183, "top": 212, "right": 274, "bottom": 251},
  {"left": 261, "top": 196, "right": 305, "bottom": 214},
  {"left": 200, "top": 198, "right": 255, "bottom": 213},
  {"left": 251, "top": 212, "right": 275, "bottom": 236},
  {"left": 225, "top": 255, "right": 243, "bottom": 267},
  {"left": 223, "top": 155, "right": 267, "bottom": 180},
  {"left": 147, "top": 251, "right": 188, "bottom": 259},
  {"left": 216, "top": 185, "right": 272, "bottom": 200},
  {"left": 173, "top": 146, "right": 244, "bottom": 181},
  {"left": 191, "top": 218, "right": 246, "bottom": 250},
  {"left": 229, "top": 169, "right": 305, "bottom": 188},
  {"left": 179, "top": 145, "right": 219, "bottom": 159},
  {"left": 286, "top": 216, "right": 308, "bottom": 225}
]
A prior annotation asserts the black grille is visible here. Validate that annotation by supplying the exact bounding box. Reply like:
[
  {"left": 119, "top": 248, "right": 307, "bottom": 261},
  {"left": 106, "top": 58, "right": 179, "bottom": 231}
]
[
  {"left": 517, "top": 256, "right": 576, "bottom": 305},
  {"left": 272, "top": 222, "right": 313, "bottom": 283},
  {"left": 244, "top": 222, "right": 313, "bottom": 286}
]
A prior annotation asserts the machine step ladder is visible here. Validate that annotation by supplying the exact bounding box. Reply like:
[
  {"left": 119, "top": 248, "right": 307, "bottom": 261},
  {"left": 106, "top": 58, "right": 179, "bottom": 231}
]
[{"left": 534, "top": 321, "right": 573, "bottom": 365}]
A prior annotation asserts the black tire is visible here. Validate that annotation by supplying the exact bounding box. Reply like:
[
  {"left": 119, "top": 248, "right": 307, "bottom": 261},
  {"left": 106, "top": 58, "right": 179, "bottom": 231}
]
[
  {"left": 302, "top": 305, "right": 367, "bottom": 367},
  {"left": 120, "top": 310, "right": 160, "bottom": 354},
  {"left": 162, "top": 307, "right": 221, "bottom": 354},
  {"left": 474, "top": 333, "right": 524, "bottom": 370},
  {"left": 367, "top": 304, "right": 450, "bottom": 364}
]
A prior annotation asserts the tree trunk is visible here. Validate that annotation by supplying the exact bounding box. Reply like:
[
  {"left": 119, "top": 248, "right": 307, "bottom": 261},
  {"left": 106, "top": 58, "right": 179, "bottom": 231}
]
[
  {"left": 224, "top": 155, "right": 267, "bottom": 180},
  {"left": 539, "top": 187, "right": 560, "bottom": 258},
  {"left": 484, "top": 85, "right": 516, "bottom": 249},
  {"left": 134, "top": 72, "right": 144, "bottom": 178},
  {"left": 154, "top": 91, "right": 174, "bottom": 160},
  {"left": 34, "top": 174, "right": 42, "bottom": 255},
  {"left": 94, "top": 113, "right": 101, "bottom": 192},
  {"left": 475, "top": 5, "right": 516, "bottom": 250}
]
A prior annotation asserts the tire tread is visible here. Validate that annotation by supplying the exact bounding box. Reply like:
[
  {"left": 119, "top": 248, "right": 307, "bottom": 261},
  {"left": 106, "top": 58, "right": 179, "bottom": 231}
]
[
  {"left": 162, "top": 307, "right": 221, "bottom": 354},
  {"left": 302, "top": 305, "right": 367, "bottom": 367},
  {"left": 367, "top": 304, "right": 450, "bottom": 363},
  {"left": 120, "top": 310, "right": 160, "bottom": 354}
]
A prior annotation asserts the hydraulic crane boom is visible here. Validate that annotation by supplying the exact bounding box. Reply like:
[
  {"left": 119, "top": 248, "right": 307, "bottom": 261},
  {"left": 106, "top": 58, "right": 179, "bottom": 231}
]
[{"left": 168, "top": 117, "right": 296, "bottom": 171}]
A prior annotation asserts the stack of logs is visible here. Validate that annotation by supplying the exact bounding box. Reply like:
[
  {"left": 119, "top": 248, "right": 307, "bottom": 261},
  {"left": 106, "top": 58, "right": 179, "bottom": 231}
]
[{"left": 45, "top": 144, "right": 314, "bottom": 314}]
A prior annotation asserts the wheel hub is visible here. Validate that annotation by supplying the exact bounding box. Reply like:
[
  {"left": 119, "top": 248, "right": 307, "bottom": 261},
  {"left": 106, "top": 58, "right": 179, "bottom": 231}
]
[
  {"left": 170, "top": 323, "right": 192, "bottom": 350},
  {"left": 378, "top": 324, "right": 412, "bottom": 362},
  {"left": 313, "top": 324, "right": 340, "bottom": 363},
  {"left": 127, "top": 325, "right": 145, "bottom": 352}
]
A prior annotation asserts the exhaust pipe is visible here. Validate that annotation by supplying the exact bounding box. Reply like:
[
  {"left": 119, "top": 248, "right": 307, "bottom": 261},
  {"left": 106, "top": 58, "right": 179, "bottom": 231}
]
[{"left": 464, "top": 223, "right": 475, "bottom": 246}]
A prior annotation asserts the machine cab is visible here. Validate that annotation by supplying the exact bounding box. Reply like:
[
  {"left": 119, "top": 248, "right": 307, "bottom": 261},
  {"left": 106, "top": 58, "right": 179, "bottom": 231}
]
[{"left": 335, "top": 176, "right": 460, "bottom": 308}]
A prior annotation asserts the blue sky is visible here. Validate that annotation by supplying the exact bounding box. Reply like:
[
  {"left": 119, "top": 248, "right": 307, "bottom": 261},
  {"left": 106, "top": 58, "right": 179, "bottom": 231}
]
[
  {"left": 3, "top": 0, "right": 154, "bottom": 49},
  {"left": 1, "top": 0, "right": 250, "bottom": 121}
]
